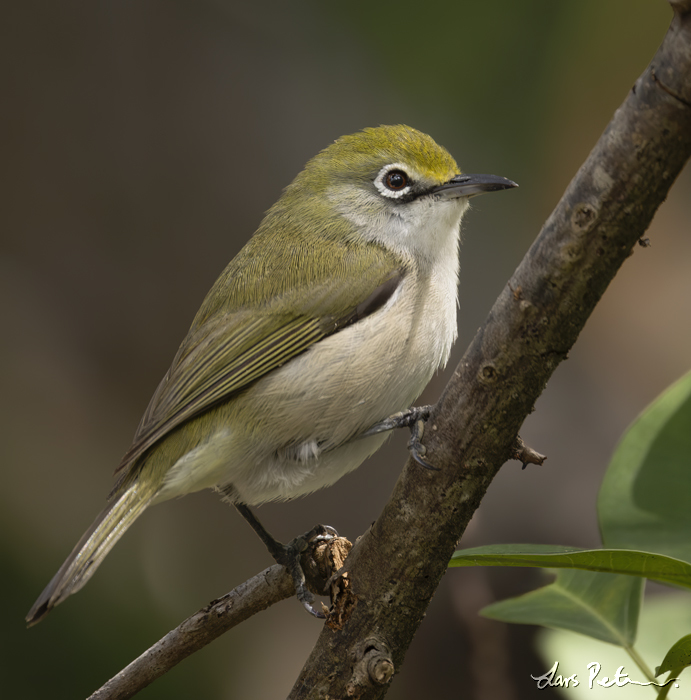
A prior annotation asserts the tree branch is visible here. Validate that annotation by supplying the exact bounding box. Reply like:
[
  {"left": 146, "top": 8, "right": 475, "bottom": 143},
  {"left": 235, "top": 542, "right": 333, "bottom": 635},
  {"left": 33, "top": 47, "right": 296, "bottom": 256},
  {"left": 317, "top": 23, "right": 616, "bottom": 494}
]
[
  {"left": 288, "top": 4, "right": 691, "bottom": 698},
  {"left": 87, "top": 535, "right": 353, "bottom": 699},
  {"left": 87, "top": 565, "right": 295, "bottom": 700},
  {"left": 86, "top": 3, "right": 691, "bottom": 697}
]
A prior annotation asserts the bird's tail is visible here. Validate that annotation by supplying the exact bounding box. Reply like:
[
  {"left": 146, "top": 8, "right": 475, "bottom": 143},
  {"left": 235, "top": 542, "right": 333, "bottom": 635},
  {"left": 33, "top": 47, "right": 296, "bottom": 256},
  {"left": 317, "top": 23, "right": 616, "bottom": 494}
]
[{"left": 25, "top": 482, "right": 156, "bottom": 626}]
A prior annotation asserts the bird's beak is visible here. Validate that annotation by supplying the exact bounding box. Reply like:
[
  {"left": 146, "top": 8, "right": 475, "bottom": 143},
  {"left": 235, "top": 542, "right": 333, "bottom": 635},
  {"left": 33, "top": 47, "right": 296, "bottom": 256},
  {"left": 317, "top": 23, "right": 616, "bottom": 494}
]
[{"left": 431, "top": 173, "right": 518, "bottom": 199}]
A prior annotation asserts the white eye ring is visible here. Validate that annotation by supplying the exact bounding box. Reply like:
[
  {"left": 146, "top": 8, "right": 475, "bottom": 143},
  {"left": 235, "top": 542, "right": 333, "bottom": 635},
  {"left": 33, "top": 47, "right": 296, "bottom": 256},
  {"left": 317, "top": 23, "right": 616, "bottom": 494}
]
[{"left": 374, "top": 163, "right": 413, "bottom": 199}]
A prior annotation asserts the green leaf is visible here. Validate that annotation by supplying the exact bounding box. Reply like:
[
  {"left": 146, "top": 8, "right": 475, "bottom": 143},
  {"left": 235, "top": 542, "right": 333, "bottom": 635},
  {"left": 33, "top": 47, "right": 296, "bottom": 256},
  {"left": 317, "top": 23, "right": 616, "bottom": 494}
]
[
  {"left": 598, "top": 369, "right": 691, "bottom": 562},
  {"left": 654, "top": 634, "right": 691, "bottom": 699},
  {"left": 536, "top": 592, "right": 691, "bottom": 699},
  {"left": 656, "top": 634, "right": 691, "bottom": 677},
  {"left": 449, "top": 544, "right": 691, "bottom": 589},
  {"left": 449, "top": 373, "right": 691, "bottom": 653},
  {"left": 481, "top": 569, "right": 643, "bottom": 646}
]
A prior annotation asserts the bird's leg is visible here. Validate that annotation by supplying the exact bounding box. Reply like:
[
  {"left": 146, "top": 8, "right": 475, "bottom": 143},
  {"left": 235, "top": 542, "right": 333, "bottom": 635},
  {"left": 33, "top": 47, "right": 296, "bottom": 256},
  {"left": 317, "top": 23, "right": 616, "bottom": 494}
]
[
  {"left": 359, "top": 404, "right": 438, "bottom": 470},
  {"left": 358, "top": 405, "right": 433, "bottom": 438},
  {"left": 233, "top": 502, "right": 336, "bottom": 618}
]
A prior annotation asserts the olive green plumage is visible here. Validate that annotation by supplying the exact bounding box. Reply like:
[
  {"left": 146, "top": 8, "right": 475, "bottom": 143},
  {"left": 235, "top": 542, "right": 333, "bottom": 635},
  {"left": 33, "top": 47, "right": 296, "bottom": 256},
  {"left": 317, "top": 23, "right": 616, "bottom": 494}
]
[
  {"left": 112, "top": 125, "right": 456, "bottom": 494},
  {"left": 114, "top": 235, "right": 401, "bottom": 491},
  {"left": 26, "top": 124, "right": 515, "bottom": 625}
]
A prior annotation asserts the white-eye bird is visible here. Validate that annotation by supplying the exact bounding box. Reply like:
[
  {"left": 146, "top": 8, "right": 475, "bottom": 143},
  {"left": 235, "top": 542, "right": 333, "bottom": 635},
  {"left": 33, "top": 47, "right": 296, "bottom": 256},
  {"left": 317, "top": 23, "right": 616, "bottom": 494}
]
[{"left": 26, "top": 125, "right": 516, "bottom": 624}]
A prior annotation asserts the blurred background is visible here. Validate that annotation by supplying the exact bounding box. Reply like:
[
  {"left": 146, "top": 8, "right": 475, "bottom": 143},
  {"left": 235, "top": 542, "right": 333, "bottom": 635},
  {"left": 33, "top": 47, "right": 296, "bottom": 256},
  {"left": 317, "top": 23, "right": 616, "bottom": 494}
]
[{"left": 3, "top": 1, "right": 689, "bottom": 698}]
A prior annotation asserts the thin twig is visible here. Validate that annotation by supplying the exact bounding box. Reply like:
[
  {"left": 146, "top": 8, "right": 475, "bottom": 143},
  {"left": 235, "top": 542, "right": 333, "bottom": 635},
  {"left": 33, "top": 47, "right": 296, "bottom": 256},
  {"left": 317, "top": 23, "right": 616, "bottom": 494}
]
[
  {"left": 87, "top": 565, "right": 294, "bottom": 700},
  {"left": 86, "top": 4, "right": 691, "bottom": 698}
]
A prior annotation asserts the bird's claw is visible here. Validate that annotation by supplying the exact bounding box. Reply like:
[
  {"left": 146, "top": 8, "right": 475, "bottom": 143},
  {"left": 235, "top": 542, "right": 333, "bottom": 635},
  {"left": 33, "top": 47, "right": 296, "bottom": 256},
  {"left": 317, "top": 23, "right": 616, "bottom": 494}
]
[
  {"left": 360, "top": 405, "right": 438, "bottom": 469},
  {"left": 407, "top": 417, "right": 439, "bottom": 471},
  {"left": 285, "top": 524, "right": 338, "bottom": 618}
]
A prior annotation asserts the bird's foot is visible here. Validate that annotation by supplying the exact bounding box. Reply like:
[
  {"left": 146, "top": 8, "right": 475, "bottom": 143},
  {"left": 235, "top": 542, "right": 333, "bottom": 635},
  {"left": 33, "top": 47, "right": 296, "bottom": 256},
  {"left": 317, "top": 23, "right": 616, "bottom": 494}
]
[
  {"left": 233, "top": 502, "right": 337, "bottom": 617},
  {"left": 360, "top": 405, "right": 438, "bottom": 470},
  {"left": 406, "top": 414, "right": 438, "bottom": 471},
  {"left": 274, "top": 524, "right": 338, "bottom": 618}
]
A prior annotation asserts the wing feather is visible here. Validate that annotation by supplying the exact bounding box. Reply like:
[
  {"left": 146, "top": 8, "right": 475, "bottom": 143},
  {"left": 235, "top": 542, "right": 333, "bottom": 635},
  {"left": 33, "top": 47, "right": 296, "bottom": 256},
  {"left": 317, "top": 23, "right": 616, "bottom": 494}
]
[{"left": 114, "top": 238, "right": 404, "bottom": 481}]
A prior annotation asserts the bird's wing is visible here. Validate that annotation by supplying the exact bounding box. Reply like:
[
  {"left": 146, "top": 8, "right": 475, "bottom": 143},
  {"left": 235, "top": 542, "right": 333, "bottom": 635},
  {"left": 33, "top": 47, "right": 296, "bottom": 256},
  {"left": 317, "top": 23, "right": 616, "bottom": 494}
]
[{"left": 114, "top": 237, "right": 403, "bottom": 479}]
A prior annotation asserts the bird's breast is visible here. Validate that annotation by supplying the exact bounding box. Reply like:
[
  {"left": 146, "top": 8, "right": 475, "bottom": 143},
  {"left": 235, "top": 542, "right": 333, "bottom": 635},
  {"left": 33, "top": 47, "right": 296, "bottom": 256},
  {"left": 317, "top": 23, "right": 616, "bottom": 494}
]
[
  {"left": 245, "top": 263, "right": 458, "bottom": 448},
  {"left": 157, "top": 257, "right": 460, "bottom": 505}
]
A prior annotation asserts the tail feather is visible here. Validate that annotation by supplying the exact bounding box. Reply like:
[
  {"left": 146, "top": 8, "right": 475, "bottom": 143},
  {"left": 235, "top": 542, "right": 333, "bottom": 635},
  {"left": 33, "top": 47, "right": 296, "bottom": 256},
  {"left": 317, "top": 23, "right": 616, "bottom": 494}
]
[{"left": 26, "top": 483, "right": 155, "bottom": 626}]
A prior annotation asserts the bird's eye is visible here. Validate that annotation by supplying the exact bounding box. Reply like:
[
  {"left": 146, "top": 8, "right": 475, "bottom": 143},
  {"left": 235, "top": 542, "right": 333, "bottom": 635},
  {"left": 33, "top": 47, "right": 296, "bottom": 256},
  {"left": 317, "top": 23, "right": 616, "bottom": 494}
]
[
  {"left": 385, "top": 170, "right": 408, "bottom": 191},
  {"left": 374, "top": 164, "right": 413, "bottom": 199}
]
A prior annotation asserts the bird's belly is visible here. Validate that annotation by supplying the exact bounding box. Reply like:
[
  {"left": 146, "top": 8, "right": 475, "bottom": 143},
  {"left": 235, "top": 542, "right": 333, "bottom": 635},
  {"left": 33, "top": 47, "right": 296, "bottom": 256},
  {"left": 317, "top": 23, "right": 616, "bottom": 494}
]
[
  {"left": 157, "top": 275, "right": 457, "bottom": 505},
  {"left": 229, "top": 278, "right": 455, "bottom": 503}
]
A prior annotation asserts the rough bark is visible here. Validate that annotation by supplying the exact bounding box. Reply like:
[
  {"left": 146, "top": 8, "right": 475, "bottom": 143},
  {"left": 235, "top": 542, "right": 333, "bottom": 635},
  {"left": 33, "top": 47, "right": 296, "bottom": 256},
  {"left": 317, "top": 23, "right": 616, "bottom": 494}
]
[
  {"left": 288, "top": 3, "right": 691, "bottom": 698},
  {"left": 88, "top": 2, "right": 691, "bottom": 697}
]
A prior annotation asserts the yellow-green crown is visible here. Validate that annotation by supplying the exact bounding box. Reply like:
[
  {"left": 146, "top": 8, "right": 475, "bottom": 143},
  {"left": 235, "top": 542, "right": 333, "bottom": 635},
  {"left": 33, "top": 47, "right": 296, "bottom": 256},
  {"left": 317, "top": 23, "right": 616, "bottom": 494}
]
[{"left": 299, "top": 125, "right": 460, "bottom": 188}]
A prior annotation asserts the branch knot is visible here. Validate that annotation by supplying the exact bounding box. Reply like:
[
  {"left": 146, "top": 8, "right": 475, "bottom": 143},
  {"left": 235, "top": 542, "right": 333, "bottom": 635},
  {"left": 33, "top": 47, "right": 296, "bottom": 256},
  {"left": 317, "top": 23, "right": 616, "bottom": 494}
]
[{"left": 345, "top": 638, "right": 394, "bottom": 697}]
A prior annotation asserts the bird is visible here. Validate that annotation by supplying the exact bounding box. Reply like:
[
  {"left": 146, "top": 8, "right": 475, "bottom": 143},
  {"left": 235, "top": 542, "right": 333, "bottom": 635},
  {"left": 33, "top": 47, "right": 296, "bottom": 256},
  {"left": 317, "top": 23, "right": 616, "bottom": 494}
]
[{"left": 26, "top": 124, "right": 516, "bottom": 625}]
